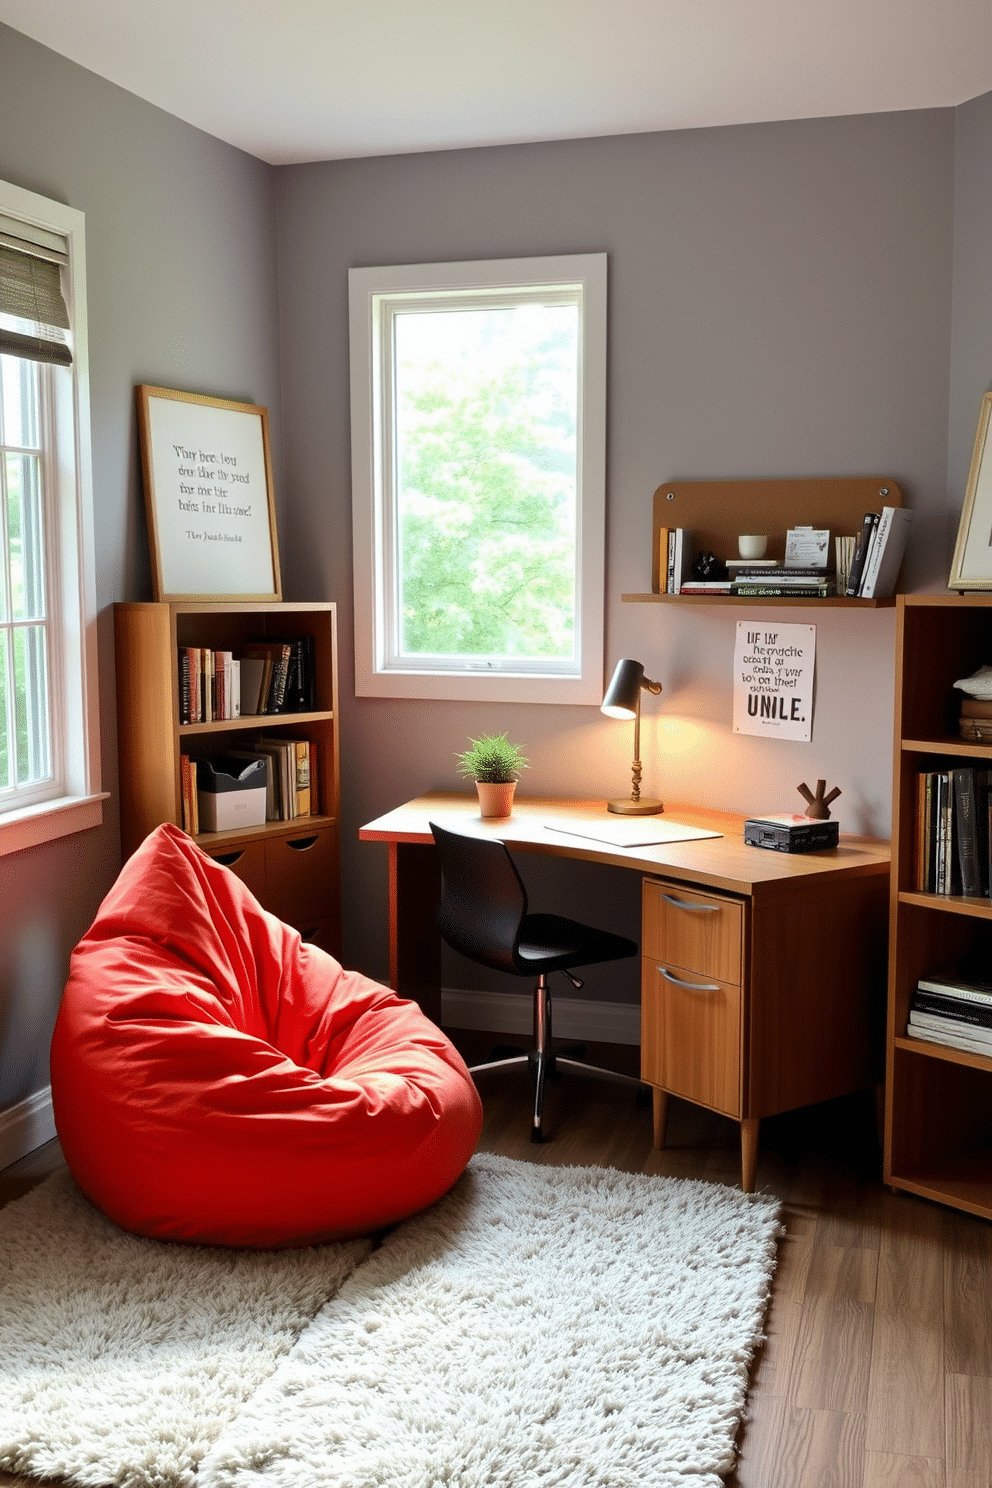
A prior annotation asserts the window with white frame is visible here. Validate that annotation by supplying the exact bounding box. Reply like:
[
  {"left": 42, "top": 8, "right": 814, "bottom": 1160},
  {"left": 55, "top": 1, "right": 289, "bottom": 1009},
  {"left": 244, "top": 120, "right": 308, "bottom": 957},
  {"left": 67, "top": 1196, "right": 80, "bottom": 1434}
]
[
  {"left": 0, "top": 179, "right": 103, "bottom": 855},
  {"left": 349, "top": 254, "right": 606, "bottom": 703}
]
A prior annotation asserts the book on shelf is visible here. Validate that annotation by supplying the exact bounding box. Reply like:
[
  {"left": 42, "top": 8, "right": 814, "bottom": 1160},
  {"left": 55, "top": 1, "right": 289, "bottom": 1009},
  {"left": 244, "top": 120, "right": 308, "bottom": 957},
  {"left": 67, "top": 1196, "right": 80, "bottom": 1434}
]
[
  {"left": 952, "top": 766, "right": 990, "bottom": 898},
  {"left": 238, "top": 655, "right": 268, "bottom": 717},
  {"left": 287, "top": 738, "right": 311, "bottom": 817},
  {"left": 960, "top": 698, "right": 992, "bottom": 718},
  {"left": 917, "top": 970, "right": 992, "bottom": 1004},
  {"left": 231, "top": 658, "right": 241, "bottom": 718},
  {"left": 835, "top": 534, "right": 856, "bottom": 595},
  {"left": 733, "top": 564, "right": 834, "bottom": 581},
  {"left": 844, "top": 511, "right": 880, "bottom": 596},
  {"left": 906, "top": 1016, "right": 992, "bottom": 1056},
  {"left": 912, "top": 988, "right": 992, "bottom": 1028},
  {"left": 656, "top": 525, "right": 669, "bottom": 594},
  {"left": 669, "top": 529, "right": 695, "bottom": 595},
  {"left": 731, "top": 582, "right": 834, "bottom": 598},
  {"left": 858, "top": 506, "right": 913, "bottom": 599},
  {"left": 678, "top": 581, "right": 733, "bottom": 594}
]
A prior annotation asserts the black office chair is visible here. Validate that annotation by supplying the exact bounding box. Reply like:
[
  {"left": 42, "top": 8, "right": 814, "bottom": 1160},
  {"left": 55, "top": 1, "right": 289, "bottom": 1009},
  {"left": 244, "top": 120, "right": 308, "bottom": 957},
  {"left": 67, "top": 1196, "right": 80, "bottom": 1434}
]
[{"left": 429, "top": 820, "right": 643, "bottom": 1142}]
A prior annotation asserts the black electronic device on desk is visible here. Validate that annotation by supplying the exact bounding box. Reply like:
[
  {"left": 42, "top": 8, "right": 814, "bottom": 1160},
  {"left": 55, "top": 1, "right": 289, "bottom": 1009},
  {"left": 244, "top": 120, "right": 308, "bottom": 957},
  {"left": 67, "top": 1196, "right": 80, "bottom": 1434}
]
[{"left": 744, "top": 813, "right": 840, "bottom": 852}]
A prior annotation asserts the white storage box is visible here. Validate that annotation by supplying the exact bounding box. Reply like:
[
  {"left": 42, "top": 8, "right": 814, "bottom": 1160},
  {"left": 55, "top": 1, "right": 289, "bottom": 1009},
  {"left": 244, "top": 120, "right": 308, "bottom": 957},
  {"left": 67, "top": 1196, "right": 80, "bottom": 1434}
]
[{"left": 197, "top": 756, "right": 267, "bottom": 832}]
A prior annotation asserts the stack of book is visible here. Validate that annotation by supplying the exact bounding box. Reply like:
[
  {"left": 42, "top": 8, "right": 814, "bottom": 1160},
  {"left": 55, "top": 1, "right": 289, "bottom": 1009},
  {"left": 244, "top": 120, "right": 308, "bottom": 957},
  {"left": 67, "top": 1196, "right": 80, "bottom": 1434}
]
[
  {"left": 914, "top": 765, "right": 991, "bottom": 896},
  {"left": 908, "top": 971, "right": 992, "bottom": 1057},
  {"left": 843, "top": 506, "right": 914, "bottom": 598},
  {"left": 729, "top": 564, "right": 835, "bottom": 598},
  {"left": 959, "top": 698, "right": 992, "bottom": 742}
]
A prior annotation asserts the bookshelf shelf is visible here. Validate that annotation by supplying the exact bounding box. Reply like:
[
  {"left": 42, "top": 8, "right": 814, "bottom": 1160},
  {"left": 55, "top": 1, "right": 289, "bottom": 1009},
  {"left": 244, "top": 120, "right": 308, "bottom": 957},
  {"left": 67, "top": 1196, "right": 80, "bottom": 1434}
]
[
  {"left": 630, "top": 475, "right": 905, "bottom": 603},
  {"left": 114, "top": 601, "right": 341, "bottom": 957},
  {"left": 621, "top": 592, "right": 894, "bottom": 607},
  {"left": 885, "top": 593, "right": 992, "bottom": 1220}
]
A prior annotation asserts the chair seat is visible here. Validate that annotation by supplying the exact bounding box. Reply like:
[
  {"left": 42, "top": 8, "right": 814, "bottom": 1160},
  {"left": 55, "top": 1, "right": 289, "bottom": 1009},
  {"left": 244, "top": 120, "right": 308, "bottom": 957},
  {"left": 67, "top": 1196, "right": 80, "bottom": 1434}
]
[{"left": 516, "top": 913, "right": 638, "bottom": 972}]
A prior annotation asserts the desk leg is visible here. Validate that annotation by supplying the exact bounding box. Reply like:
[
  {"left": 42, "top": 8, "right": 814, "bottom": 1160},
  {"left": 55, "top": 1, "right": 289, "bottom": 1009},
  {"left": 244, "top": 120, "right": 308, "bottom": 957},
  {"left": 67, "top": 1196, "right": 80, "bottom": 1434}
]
[
  {"left": 652, "top": 1088, "right": 669, "bottom": 1149},
  {"left": 740, "top": 1117, "right": 760, "bottom": 1193},
  {"left": 388, "top": 840, "right": 442, "bottom": 1027}
]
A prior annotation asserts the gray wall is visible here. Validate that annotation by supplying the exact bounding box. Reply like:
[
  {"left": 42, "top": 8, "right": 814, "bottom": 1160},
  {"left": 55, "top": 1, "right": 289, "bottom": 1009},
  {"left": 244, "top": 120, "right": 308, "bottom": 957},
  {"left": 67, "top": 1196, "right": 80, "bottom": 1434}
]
[
  {"left": 0, "top": 24, "right": 282, "bottom": 1111},
  {"left": 275, "top": 109, "right": 956, "bottom": 991},
  {"left": 1, "top": 10, "right": 991, "bottom": 1118}
]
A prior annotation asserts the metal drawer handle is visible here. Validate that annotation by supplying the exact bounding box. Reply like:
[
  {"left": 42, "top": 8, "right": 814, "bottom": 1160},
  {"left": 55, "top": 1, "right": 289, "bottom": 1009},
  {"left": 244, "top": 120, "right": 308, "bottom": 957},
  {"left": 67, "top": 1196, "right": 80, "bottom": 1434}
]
[
  {"left": 661, "top": 894, "right": 719, "bottom": 913},
  {"left": 658, "top": 966, "right": 721, "bottom": 992},
  {"left": 286, "top": 835, "right": 319, "bottom": 852}
]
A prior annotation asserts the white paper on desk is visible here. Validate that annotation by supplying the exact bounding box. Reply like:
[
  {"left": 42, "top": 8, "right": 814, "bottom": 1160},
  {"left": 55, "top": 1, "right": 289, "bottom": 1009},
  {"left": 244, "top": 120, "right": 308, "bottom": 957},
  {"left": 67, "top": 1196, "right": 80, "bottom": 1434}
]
[{"left": 544, "top": 819, "right": 722, "bottom": 849}]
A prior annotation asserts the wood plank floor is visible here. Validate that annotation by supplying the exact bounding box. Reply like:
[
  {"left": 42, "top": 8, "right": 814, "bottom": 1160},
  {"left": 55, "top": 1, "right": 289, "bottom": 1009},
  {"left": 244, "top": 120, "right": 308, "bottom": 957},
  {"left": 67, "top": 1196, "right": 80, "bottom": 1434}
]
[{"left": 2, "top": 1042, "right": 991, "bottom": 1488}]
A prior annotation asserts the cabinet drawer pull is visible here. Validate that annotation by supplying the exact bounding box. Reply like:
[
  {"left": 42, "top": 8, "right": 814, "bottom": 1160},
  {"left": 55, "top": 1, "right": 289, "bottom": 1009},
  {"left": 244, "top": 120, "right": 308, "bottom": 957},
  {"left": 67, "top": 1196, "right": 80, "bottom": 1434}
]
[
  {"left": 658, "top": 966, "right": 721, "bottom": 992},
  {"left": 660, "top": 894, "right": 719, "bottom": 912},
  {"left": 286, "top": 835, "right": 319, "bottom": 852},
  {"left": 212, "top": 850, "right": 244, "bottom": 868}
]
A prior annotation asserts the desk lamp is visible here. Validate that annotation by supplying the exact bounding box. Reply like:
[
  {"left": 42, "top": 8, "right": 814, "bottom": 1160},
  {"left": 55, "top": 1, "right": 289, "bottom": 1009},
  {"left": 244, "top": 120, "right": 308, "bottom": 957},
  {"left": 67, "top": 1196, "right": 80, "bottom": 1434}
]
[{"left": 600, "top": 658, "right": 663, "bottom": 815}]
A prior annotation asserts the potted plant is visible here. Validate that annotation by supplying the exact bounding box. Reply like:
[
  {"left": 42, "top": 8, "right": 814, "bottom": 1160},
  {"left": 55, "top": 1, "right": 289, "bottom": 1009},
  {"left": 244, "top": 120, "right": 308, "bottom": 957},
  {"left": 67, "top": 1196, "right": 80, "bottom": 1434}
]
[{"left": 456, "top": 732, "right": 529, "bottom": 818}]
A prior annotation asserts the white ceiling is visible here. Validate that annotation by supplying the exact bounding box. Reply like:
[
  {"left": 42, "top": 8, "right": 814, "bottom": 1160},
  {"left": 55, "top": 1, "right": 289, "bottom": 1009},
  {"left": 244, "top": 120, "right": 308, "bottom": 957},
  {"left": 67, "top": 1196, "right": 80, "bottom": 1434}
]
[{"left": 1, "top": 0, "right": 991, "bottom": 166}]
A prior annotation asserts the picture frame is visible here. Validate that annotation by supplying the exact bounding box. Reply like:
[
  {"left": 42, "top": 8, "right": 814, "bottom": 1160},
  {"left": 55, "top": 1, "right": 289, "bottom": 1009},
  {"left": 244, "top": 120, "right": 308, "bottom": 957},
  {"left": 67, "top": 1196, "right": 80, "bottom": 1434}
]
[
  {"left": 136, "top": 384, "right": 282, "bottom": 601},
  {"left": 949, "top": 391, "right": 992, "bottom": 591}
]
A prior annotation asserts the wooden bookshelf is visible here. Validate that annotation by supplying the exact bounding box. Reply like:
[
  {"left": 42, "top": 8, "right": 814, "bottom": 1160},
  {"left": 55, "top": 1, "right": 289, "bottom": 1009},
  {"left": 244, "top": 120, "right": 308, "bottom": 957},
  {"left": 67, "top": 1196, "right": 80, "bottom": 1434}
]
[
  {"left": 622, "top": 475, "right": 904, "bottom": 606},
  {"left": 885, "top": 593, "right": 992, "bottom": 1219},
  {"left": 114, "top": 601, "right": 341, "bottom": 957}
]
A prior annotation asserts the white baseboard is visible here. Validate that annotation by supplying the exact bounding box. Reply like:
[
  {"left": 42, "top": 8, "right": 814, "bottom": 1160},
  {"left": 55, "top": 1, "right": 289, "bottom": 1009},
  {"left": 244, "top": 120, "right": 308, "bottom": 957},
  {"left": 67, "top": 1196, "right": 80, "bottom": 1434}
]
[
  {"left": 0, "top": 1085, "right": 56, "bottom": 1171},
  {"left": 442, "top": 987, "right": 640, "bottom": 1046}
]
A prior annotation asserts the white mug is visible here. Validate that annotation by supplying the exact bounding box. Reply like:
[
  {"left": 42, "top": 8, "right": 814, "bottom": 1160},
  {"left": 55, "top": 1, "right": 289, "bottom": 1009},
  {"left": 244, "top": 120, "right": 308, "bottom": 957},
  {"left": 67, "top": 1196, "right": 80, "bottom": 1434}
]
[{"left": 738, "top": 535, "right": 768, "bottom": 560}]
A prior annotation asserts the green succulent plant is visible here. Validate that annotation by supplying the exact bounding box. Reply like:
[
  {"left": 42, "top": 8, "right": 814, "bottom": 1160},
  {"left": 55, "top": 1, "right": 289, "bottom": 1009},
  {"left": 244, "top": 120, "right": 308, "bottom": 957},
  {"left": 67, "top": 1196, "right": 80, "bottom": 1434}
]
[{"left": 455, "top": 731, "right": 529, "bottom": 784}]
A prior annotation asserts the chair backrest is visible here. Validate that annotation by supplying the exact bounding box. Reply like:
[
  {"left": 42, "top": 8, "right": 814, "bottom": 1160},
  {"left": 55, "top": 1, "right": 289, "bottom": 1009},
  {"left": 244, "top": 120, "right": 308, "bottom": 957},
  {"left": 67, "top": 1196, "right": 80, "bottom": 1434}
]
[{"left": 429, "top": 821, "right": 528, "bottom": 975}]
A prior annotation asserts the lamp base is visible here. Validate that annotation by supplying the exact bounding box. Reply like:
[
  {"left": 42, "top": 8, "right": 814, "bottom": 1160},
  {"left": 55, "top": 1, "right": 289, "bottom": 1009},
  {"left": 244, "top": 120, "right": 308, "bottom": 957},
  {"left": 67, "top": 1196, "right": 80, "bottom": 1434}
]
[{"left": 607, "top": 797, "right": 664, "bottom": 816}]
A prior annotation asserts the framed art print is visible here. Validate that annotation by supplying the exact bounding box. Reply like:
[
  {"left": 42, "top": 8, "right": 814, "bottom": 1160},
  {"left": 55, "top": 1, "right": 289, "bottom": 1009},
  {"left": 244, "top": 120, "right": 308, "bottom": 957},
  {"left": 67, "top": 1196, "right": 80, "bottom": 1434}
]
[
  {"left": 136, "top": 385, "right": 282, "bottom": 601},
  {"left": 950, "top": 391, "right": 992, "bottom": 591}
]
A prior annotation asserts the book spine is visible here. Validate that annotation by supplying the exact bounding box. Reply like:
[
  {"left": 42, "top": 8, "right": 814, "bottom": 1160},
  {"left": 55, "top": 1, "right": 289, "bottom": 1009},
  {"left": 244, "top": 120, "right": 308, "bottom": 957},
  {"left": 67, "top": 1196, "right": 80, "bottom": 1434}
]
[
  {"left": 189, "top": 759, "right": 199, "bottom": 836},
  {"left": 294, "top": 739, "right": 311, "bottom": 817},
  {"left": 908, "top": 1012, "right": 992, "bottom": 1048},
  {"left": 178, "top": 651, "right": 191, "bottom": 725},
  {"left": 731, "top": 585, "right": 832, "bottom": 597},
  {"left": 845, "top": 512, "right": 879, "bottom": 596},
  {"left": 671, "top": 529, "right": 684, "bottom": 595},
  {"left": 911, "top": 990, "right": 992, "bottom": 1028},
  {"left": 180, "top": 753, "right": 192, "bottom": 833},
  {"left": 201, "top": 648, "right": 213, "bottom": 723},
  {"left": 953, "top": 767, "right": 980, "bottom": 897},
  {"left": 916, "top": 977, "right": 992, "bottom": 1005},
  {"left": 308, "top": 737, "right": 318, "bottom": 814},
  {"left": 231, "top": 659, "right": 241, "bottom": 719},
  {"left": 656, "top": 526, "right": 669, "bottom": 594},
  {"left": 906, "top": 1023, "right": 992, "bottom": 1055}
]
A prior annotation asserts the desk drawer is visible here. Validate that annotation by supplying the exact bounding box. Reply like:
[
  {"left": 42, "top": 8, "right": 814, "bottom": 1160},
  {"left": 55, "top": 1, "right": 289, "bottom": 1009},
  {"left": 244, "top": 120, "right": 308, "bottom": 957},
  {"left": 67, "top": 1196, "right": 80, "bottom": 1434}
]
[
  {"left": 641, "top": 957, "right": 742, "bottom": 1118},
  {"left": 642, "top": 877, "right": 744, "bottom": 986}
]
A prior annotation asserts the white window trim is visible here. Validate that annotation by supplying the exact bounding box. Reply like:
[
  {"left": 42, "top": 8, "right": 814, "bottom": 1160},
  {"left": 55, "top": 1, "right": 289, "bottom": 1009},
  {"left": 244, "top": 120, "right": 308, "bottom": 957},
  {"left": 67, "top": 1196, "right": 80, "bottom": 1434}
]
[
  {"left": 0, "top": 178, "right": 105, "bottom": 857},
  {"left": 349, "top": 253, "right": 606, "bottom": 704}
]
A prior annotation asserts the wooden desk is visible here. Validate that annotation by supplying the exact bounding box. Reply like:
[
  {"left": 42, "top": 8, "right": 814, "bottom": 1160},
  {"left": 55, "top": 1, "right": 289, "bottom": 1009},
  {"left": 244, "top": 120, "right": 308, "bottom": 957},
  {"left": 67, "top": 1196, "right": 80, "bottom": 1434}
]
[{"left": 359, "top": 793, "right": 890, "bottom": 1189}]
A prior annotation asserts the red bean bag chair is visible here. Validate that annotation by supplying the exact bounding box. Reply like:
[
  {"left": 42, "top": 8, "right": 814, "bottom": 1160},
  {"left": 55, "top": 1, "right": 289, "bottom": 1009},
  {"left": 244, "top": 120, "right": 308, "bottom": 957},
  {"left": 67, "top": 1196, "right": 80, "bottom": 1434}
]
[{"left": 51, "top": 822, "right": 482, "bottom": 1248}]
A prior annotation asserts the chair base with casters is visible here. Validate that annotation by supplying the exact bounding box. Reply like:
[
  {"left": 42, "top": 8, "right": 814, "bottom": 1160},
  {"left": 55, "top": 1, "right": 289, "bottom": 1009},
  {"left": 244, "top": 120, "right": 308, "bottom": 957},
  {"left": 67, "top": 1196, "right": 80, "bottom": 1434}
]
[{"left": 430, "top": 821, "right": 645, "bottom": 1143}]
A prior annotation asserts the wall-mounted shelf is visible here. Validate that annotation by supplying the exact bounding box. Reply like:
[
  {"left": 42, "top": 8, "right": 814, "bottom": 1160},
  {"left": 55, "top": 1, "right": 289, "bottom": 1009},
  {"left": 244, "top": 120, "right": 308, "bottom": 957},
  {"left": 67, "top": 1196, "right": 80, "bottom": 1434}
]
[{"left": 623, "top": 475, "right": 904, "bottom": 606}]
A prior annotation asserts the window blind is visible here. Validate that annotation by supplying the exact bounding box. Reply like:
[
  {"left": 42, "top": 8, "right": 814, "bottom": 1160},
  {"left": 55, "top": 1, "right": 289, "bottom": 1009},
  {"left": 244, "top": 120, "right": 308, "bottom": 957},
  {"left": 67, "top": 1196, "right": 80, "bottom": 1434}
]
[{"left": 0, "top": 222, "right": 72, "bottom": 366}]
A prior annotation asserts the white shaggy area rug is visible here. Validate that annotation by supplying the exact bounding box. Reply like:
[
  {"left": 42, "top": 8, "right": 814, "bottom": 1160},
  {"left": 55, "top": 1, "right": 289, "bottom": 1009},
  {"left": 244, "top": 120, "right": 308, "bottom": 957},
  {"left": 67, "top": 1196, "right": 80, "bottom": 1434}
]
[
  {"left": 0, "top": 1155, "right": 780, "bottom": 1488},
  {"left": 0, "top": 1170, "right": 371, "bottom": 1487}
]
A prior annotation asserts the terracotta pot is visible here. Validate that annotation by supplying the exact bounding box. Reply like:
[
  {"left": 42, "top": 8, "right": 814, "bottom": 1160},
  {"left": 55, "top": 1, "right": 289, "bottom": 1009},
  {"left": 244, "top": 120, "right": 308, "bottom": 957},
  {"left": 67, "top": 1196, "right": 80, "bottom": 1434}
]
[{"left": 476, "top": 780, "right": 516, "bottom": 818}]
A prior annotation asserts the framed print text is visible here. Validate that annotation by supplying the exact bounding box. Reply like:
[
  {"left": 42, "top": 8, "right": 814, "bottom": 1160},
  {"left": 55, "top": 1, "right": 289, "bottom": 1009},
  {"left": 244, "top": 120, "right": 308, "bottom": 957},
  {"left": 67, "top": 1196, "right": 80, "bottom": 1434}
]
[
  {"left": 950, "top": 391, "right": 992, "bottom": 591},
  {"left": 136, "top": 385, "right": 282, "bottom": 601}
]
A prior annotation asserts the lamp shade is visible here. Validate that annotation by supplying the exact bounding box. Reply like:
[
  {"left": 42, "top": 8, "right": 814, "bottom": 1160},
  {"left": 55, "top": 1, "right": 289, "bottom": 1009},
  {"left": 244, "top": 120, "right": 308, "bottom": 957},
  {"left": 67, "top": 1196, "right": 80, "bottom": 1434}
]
[{"left": 601, "top": 658, "right": 644, "bottom": 719}]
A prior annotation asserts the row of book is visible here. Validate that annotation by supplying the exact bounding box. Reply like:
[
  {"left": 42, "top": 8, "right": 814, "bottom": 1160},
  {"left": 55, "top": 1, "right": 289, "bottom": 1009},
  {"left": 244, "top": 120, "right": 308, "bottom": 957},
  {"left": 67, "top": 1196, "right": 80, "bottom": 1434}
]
[
  {"left": 907, "top": 971, "right": 992, "bottom": 1058},
  {"left": 180, "top": 738, "right": 317, "bottom": 834},
  {"left": 178, "top": 637, "right": 316, "bottom": 725},
  {"left": 914, "top": 766, "right": 990, "bottom": 898},
  {"left": 843, "top": 505, "right": 913, "bottom": 598}
]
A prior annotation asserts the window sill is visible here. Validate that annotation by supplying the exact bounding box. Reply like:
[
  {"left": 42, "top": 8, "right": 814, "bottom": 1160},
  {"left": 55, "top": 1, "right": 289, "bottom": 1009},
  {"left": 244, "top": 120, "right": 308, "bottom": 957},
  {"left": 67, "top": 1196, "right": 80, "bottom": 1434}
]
[{"left": 0, "top": 792, "right": 109, "bottom": 857}]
